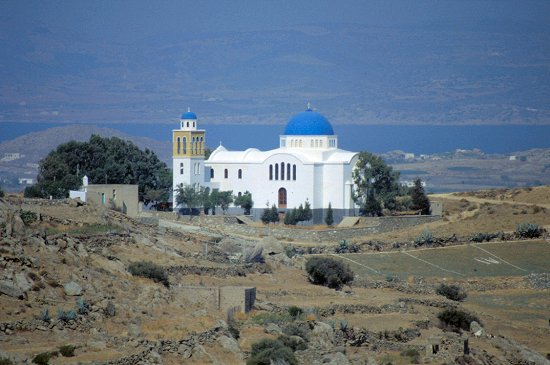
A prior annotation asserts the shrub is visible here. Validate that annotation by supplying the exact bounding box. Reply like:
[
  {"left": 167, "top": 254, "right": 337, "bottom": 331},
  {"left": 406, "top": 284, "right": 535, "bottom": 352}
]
[
  {"left": 105, "top": 301, "right": 116, "bottom": 317},
  {"left": 305, "top": 257, "right": 354, "bottom": 290},
  {"left": 287, "top": 305, "right": 303, "bottom": 319},
  {"left": 59, "top": 345, "right": 76, "bottom": 357},
  {"left": 57, "top": 309, "right": 77, "bottom": 322},
  {"left": 0, "top": 187, "right": 4, "bottom": 198},
  {"left": 39, "top": 308, "right": 51, "bottom": 322},
  {"left": 128, "top": 261, "right": 169, "bottom": 287},
  {"left": 414, "top": 228, "right": 433, "bottom": 246},
  {"left": 247, "top": 338, "right": 297, "bottom": 365},
  {"left": 0, "top": 356, "right": 13, "bottom": 365},
  {"left": 282, "top": 322, "right": 309, "bottom": 341},
  {"left": 76, "top": 298, "right": 89, "bottom": 315},
  {"left": 20, "top": 210, "right": 38, "bottom": 225},
  {"left": 436, "top": 284, "right": 467, "bottom": 302},
  {"left": 401, "top": 348, "right": 420, "bottom": 364},
  {"left": 437, "top": 309, "right": 479, "bottom": 331},
  {"left": 32, "top": 351, "right": 58, "bottom": 365},
  {"left": 228, "top": 323, "right": 240, "bottom": 340},
  {"left": 278, "top": 334, "right": 307, "bottom": 351},
  {"left": 516, "top": 223, "right": 542, "bottom": 238}
]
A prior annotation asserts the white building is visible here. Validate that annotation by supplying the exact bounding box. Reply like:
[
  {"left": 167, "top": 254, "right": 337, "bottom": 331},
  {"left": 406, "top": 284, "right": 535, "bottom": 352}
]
[{"left": 172, "top": 106, "right": 359, "bottom": 223}]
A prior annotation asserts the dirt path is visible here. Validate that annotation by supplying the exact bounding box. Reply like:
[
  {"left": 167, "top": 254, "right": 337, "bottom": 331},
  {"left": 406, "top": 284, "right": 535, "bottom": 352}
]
[{"left": 431, "top": 193, "right": 550, "bottom": 210}]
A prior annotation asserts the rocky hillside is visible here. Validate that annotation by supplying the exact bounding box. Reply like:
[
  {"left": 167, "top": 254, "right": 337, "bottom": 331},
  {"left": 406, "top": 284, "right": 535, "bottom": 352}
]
[{"left": 0, "top": 195, "right": 548, "bottom": 364}]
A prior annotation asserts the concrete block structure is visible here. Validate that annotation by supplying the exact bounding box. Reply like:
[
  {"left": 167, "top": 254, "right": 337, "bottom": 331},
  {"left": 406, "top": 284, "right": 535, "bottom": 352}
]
[
  {"left": 70, "top": 176, "right": 139, "bottom": 217},
  {"left": 174, "top": 285, "right": 256, "bottom": 313}
]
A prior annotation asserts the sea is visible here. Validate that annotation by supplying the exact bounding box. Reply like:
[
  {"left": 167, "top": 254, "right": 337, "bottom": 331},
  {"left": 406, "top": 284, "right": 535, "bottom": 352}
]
[{"left": 1, "top": 122, "right": 550, "bottom": 155}]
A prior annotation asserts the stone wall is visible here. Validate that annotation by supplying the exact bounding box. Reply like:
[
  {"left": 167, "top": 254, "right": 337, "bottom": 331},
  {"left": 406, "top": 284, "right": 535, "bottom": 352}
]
[
  {"left": 140, "top": 211, "right": 440, "bottom": 243},
  {"left": 173, "top": 285, "right": 256, "bottom": 313}
]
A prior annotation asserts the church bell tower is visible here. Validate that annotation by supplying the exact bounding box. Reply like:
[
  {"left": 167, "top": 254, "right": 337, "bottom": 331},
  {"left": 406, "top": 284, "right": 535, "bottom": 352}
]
[{"left": 172, "top": 108, "right": 206, "bottom": 207}]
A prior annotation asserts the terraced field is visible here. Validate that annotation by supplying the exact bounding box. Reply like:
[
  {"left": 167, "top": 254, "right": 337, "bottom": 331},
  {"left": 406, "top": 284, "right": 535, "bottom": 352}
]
[{"left": 339, "top": 240, "right": 550, "bottom": 279}]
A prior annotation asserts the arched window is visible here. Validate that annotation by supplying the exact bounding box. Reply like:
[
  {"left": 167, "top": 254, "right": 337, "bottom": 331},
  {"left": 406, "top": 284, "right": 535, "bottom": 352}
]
[
  {"left": 193, "top": 122, "right": 195, "bottom": 128},
  {"left": 299, "top": 140, "right": 303, "bottom": 148},
  {"left": 180, "top": 162, "right": 183, "bottom": 175},
  {"left": 319, "top": 140, "right": 323, "bottom": 148},
  {"left": 315, "top": 140, "right": 318, "bottom": 148},
  {"left": 224, "top": 169, "right": 228, "bottom": 179},
  {"left": 293, "top": 164, "right": 296, "bottom": 180},
  {"left": 238, "top": 192, "right": 242, "bottom": 197},
  {"left": 275, "top": 163, "right": 279, "bottom": 180},
  {"left": 287, "top": 164, "right": 291, "bottom": 180},
  {"left": 186, "top": 122, "right": 189, "bottom": 127},
  {"left": 183, "top": 137, "right": 187, "bottom": 154},
  {"left": 210, "top": 169, "right": 214, "bottom": 179},
  {"left": 278, "top": 188, "right": 287, "bottom": 208},
  {"left": 269, "top": 165, "right": 273, "bottom": 180},
  {"left": 281, "top": 162, "right": 285, "bottom": 180},
  {"left": 238, "top": 169, "right": 242, "bottom": 179},
  {"left": 310, "top": 140, "right": 314, "bottom": 147},
  {"left": 177, "top": 137, "right": 181, "bottom": 154}
]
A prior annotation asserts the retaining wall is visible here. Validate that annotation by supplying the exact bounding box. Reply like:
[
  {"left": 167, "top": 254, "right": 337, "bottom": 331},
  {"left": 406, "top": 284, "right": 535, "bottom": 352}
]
[{"left": 173, "top": 285, "right": 256, "bottom": 313}]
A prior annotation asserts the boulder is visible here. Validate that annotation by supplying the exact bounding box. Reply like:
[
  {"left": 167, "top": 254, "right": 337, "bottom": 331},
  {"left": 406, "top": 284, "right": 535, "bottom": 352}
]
[
  {"left": 87, "top": 340, "right": 107, "bottom": 351},
  {"left": 178, "top": 343, "right": 192, "bottom": 358},
  {"left": 0, "top": 280, "right": 27, "bottom": 299},
  {"left": 310, "top": 321, "right": 335, "bottom": 349},
  {"left": 63, "top": 281, "right": 82, "bottom": 296},
  {"left": 261, "top": 236, "right": 284, "bottom": 255},
  {"left": 127, "top": 323, "right": 141, "bottom": 337},
  {"left": 470, "top": 321, "right": 485, "bottom": 337},
  {"left": 14, "top": 273, "right": 32, "bottom": 292},
  {"left": 218, "top": 335, "right": 241, "bottom": 353},
  {"left": 265, "top": 323, "right": 283, "bottom": 335}
]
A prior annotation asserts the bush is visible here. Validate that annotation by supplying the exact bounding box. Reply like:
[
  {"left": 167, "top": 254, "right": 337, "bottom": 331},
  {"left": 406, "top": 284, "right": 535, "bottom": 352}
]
[
  {"left": 57, "top": 309, "right": 77, "bottom": 322},
  {"left": 0, "top": 187, "right": 4, "bottom": 198},
  {"left": 436, "top": 284, "right": 467, "bottom": 302},
  {"left": 414, "top": 228, "right": 433, "bottom": 246},
  {"left": 105, "top": 301, "right": 116, "bottom": 317},
  {"left": 401, "top": 348, "right": 420, "bottom": 364},
  {"left": 516, "top": 223, "right": 542, "bottom": 238},
  {"left": 20, "top": 210, "right": 38, "bottom": 225},
  {"left": 128, "top": 261, "right": 169, "bottom": 287},
  {"left": 0, "top": 356, "right": 13, "bottom": 365},
  {"left": 59, "top": 345, "right": 76, "bottom": 357},
  {"left": 282, "top": 322, "right": 309, "bottom": 341},
  {"left": 32, "top": 351, "right": 58, "bottom": 365},
  {"left": 287, "top": 305, "right": 303, "bottom": 319},
  {"left": 247, "top": 338, "right": 297, "bottom": 365},
  {"left": 437, "top": 309, "right": 479, "bottom": 331},
  {"left": 76, "top": 298, "right": 89, "bottom": 315},
  {"left": 305, "top": 257, "right": 354, "bottom": 290},
  {"left": 39, "top": 308, "right": 51, "bottom": 322}
]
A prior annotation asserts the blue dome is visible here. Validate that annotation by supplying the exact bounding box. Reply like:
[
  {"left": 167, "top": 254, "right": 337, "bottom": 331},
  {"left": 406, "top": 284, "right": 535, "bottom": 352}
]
[
  {"left": 284, "top": 108, "right": 334, "bottom": 136},
  {"left": 181, "top": 111, "right": 197, "bottom": 120}
]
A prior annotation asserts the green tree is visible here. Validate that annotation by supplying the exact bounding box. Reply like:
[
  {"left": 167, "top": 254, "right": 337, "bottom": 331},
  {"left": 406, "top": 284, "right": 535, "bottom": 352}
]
[
  {"left": 303, "top": 200, "right": 312, "bottom": 222},
  {"left": 283, "top": 209, "right": 295, "bottom": 225},
  {"left": 352, "top": 151, "right": 400, "bottom": 215},
  {"left": 409, "top": 178, "right": 430, "bottom": 215},
  {"left": 174, "top": 183, "right": 201, "bottom": 217},
  {"left": 261, "top": 204, "right": 279, "bottom": 224},
  {"left": 234, "top": 191, "right": 254, "bottom": 215},
  {"left": 143, "top": 188, "right": 170, "bottom": 210},
  {"left": 26, "top": 135, "right": 171, "bottom": 200},
  {"left": 200, "top": 187, "right": 213, "bottom": 214},
  {"left": 325, "top": 203, "right": 334, "bottom": 226},
  {"left": 209, "top": 189, "right": 233, "bottom": 214}
]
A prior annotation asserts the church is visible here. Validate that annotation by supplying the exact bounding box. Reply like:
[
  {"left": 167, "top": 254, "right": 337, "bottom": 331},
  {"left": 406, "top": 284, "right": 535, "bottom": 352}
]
[{"left": 172, "top": 106, "right": 359, "bottom": 224}]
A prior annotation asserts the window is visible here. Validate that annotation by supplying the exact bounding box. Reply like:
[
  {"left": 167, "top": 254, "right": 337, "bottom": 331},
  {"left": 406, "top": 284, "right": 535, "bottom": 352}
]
[
  {"left": 238, "top": 169, "right": 242, "bottom": 179},
  {"left": 224, "top": 168, "right": 228, "bottom": 179},
  {"left": 210, "top": 169, "right": 214, "bottom": 179},
  {"left": 278, "top": 188, "right": 287, "bottom": 208},
  {"left": 177, "top": 137, "right": 181, "bottom": 154},
  {"left": 319, "top": 140, "right": 323, "bottom": 148},
  {"left": 281, "top": 162, "right": 285, "bottom": 180},
  {"left": 293, "top": 164, "right": 296, "bottom": 180},
  {"left": 287, "top": 164, "right": 291, "bottom": 180},
  {"left": 269, "top": 165, "right": 273, "bottom": 180},
  {"left": 112, "top": 189, "right": 116, "bottom": 201},
  {"left": 238, "top": 192, "right": 242, "bottom": 197},
  {"left": 180, "top": 162, "right": 184, "bottom": 175},
  {"left": 275, "top": 163, "right": 279, "bottom": 180},
  {"left": 299, "top": 140, "right": 303, "bottom": 148},
  {"left": 193, "top": 122, "right": 195, "bottom": 128},
  {"left": 186, "top": 122, "right": 189, "bottom": 127},
  {"left": 311, "top": 140, "right": 314, "bottom": 147},
  {"left": 315, "top": 139, "right": 318, "bottom": 148},
  {"left": 183, "top": 137, "right": 187, "bottom": 154}
]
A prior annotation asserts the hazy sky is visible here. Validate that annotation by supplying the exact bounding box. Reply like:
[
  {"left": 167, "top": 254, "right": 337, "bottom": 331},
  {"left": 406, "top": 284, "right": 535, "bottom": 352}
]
[{"left": 1, "top": 1, "right": 550, "bottom": 125}]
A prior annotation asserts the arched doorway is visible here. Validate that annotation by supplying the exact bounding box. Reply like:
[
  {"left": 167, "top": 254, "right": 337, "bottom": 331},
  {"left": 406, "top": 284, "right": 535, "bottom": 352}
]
[{"left": 278, "top": 188, "right": 287, "bottom": 208}]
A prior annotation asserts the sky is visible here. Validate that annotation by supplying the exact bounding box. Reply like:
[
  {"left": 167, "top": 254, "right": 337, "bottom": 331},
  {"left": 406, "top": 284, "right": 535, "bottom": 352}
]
[{"left": 1, "top": 1, "right": 550, "bottom": 126}]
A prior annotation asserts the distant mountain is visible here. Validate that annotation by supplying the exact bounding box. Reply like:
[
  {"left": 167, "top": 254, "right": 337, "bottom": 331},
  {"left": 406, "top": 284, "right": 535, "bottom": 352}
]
[
  {"left": 1, "top": 21, "right": 549, "bottom": 126},
  {"left": 0, "top": 125, "right": 171, "bottom": 165}
]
